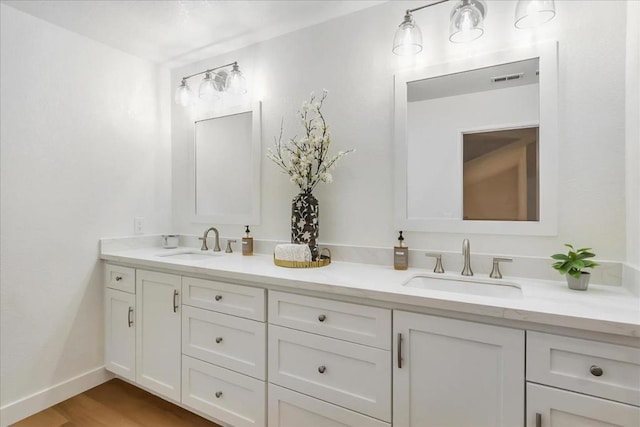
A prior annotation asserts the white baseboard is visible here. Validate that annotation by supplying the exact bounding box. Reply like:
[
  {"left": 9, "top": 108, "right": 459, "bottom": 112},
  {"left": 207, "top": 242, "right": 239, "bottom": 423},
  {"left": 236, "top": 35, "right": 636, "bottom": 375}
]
[{"left": 0, "top": 366, "right": 113, "bottom": 426}]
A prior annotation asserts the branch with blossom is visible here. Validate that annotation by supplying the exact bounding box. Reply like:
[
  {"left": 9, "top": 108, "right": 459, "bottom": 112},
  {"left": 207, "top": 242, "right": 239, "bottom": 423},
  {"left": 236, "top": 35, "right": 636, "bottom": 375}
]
[{"left": 267, "top": 90, "right": 354, "bottom": 192}]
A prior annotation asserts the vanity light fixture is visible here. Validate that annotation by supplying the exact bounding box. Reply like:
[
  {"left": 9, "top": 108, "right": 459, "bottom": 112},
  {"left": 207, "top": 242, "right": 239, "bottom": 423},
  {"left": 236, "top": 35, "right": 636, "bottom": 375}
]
[
  {"left": 392, "top": 0, "right": 556, "bottom": 55},
  {"left": 174, "top": 61, "right": 247, "bottom": 106}
]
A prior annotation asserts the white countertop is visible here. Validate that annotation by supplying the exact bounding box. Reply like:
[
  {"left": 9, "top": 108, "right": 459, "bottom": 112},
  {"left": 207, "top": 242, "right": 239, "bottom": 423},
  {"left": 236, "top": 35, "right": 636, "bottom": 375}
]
[{"left": 100, "top": 246, "right": 640, "bottom": 339}]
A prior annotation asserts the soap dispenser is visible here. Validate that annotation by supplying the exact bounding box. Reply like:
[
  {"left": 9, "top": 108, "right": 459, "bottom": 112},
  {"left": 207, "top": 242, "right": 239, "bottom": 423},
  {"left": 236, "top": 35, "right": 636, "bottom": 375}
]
[
  {"left": 394, "top": 231, "right": 409, "bottom": 270},
  {"left": 242, "top": 225, "right": 254, "bottom": 256}
]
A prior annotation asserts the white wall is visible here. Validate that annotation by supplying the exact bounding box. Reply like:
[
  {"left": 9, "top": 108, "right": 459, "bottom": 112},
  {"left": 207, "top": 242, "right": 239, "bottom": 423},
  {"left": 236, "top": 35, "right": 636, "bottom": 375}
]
[
  {"left": 172, "top": 0, "right": 628, "bottom": 261},
  {"left": 626, "top": 0, "right": 640, "bottom": 268},
  {"left": 407, "top": 84, "right": 539, "bottom": 219},
  {"left": 0, "top": 3, "right": 171, "bottom": 416}
]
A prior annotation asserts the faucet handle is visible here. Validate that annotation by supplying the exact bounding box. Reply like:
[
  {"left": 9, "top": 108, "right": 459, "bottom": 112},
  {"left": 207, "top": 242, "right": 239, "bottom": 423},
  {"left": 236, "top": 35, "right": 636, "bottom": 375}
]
[
  {"left": 225, "top": 240, "right": 237, "bottom": 253},
  {"left": 490, "top": 257, "right": 512, "bottom": 279},
  {"left": 198, "top": 237, "right": 209, "bottom": 251},
  {"left": 425, "top": 253, "right": 445, "bottom": 273}
]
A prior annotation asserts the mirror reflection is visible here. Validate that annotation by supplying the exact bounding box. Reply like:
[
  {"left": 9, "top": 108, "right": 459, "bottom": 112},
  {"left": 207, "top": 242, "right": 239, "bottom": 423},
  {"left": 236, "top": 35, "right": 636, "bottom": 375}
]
[
  {"left": 192, "top": 102, "right": 261, "bottom": 225},
  {"left": 463, "top": 127, "right": 538, "bottom": 221},
  {"left": 406, "top": 58, "right": 539, "bottom": 222}
]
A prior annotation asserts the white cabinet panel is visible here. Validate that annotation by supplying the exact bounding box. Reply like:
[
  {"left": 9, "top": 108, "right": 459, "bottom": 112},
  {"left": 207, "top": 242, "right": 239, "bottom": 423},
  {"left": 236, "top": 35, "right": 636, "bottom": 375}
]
[
  {"left": 527, "top": 383, "right": 640, "bottom": 427},
  {"left": 527, "top": 331, "right": 640, "bottom": 406},
  {"left": 136, "top": 269, "right": 181, "bottom": 402},
  {"left": 268, "top": 290, "right": 391, "bottom": 349},
  {"left": 182, "top": 277, "right": 265, "bottom": 321},
  {"left": 393, "top": 310, "right": 524, "bottom": 427},
  {"left": 105, "top": 288, "right": 135, "bottom": 381},
  {"left": 268, "top": 325, "right": 391, "bottom": 422},
  {"left": 182, "top": 305, "right": 265, "bottom": 380},
  {"left": 268, "top": 384, "right": 390, "bottom": 427},
  {"left": 182, "top": 355, "right": 265, "bottom": 427}
]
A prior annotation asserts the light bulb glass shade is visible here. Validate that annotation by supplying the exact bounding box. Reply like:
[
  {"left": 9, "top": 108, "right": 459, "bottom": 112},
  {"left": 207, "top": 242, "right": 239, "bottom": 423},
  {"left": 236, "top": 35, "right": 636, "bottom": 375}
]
[
  {"left": 199, "top": 72, "right": 219, "bottom": 100},
  {"left": 392, "top": 13, "right": 423, "bottom": 56},
  {"left": 449, "top": 0, "right": 486, "bottom": 43},
  {"left": 175, "top": 80, "right": 193, "bottom": 106},
  {"left": 225, "top": 64, "right": 247, "bottom": 95},
  {"left": 514, "top": 0, "right": 556, "bottom": 29}
]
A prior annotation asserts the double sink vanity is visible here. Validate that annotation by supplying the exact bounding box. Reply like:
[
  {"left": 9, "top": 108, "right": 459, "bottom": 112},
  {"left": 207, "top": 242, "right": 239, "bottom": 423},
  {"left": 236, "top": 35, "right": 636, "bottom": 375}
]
[{"left": 101, "top": 236, "right": 640, "bottom": 427}]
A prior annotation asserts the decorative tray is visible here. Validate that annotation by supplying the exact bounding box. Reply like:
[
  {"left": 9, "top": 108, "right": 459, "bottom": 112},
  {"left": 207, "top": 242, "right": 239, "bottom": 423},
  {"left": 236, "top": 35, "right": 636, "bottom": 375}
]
[{"left": 273, "top": 248, "right": 331, "bottom": 268}]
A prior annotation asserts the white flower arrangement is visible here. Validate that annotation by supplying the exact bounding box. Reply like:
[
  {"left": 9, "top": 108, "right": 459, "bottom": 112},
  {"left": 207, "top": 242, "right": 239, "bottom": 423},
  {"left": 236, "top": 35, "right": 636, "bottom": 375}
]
[{"left": 267, "top": 90, "right": 354, "bottom": 192}]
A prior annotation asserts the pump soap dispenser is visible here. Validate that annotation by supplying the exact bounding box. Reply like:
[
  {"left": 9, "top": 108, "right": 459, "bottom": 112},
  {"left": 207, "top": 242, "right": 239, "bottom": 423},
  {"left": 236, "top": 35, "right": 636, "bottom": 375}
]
[
  {"left": 242, "top": 225, "right": 254, "bottom": 256},
  {"left": 394, "top": 231, "right": 409, "bottom": 270}
]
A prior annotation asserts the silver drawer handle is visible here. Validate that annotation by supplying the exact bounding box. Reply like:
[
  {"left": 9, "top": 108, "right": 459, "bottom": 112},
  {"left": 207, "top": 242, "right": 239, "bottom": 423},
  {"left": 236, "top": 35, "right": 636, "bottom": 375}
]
[
  {"left": 397, "top": 333, "right": 403, "bottom": 369},
  {"left": 127, "top": 307, "right": 133, "bottom": 327},
  {"left": 215, "top": 391, "right": 223, "bottom": 398},
  {"left": 318, "top": 365, "right": 326, "bottom": 374},
  {"left": 115, "top": 276, "right": 123, "bottom": 282},
  {"left": 215, "top": 337, "right": 223, "bottom": 344},
  {"left": 590, "top": 365, "right": 604, "bottom": 377},
  {"left": 215, "top": 294, "right": 223, "bottom": 301},
  {"left": 318, "top": 314, "right": 326, "bottom": 322},
  {"left": 173, "top": 290, "right": 179, "bottom": 313}
]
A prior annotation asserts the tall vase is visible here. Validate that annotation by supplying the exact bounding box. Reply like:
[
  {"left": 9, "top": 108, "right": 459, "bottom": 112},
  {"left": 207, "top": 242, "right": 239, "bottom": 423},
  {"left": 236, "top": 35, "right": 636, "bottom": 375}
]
[{"left": 291, "top": 191, "right": 319, "bottom": 260}]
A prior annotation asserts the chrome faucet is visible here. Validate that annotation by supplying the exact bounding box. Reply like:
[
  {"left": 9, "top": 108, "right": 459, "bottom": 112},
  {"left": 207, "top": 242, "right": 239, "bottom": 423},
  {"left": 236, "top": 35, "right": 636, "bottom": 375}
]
[
  {"left": 461, "top": 239, "right": 473, "bottom": 276},
  {"left": 200, "top": 227, "right": 221, "bottom": 252}
]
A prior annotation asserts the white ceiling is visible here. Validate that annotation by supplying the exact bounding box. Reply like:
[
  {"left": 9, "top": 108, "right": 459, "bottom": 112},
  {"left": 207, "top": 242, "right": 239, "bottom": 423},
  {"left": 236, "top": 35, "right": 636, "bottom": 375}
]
[{"left": 2, "top": 0, "right": 385, "bottom": 67}]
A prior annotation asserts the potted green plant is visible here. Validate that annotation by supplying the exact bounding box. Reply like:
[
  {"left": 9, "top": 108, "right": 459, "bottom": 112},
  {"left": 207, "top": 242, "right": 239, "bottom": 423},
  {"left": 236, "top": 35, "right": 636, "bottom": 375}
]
[{"left": 551, "top": 244, "right": 599, "bottom": 290}]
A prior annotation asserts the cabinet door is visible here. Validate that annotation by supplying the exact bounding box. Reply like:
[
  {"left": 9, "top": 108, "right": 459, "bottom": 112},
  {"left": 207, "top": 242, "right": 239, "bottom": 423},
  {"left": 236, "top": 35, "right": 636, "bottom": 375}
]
[
  {"left": 136, "top": 270, "right": 181, "bottom": 401},
  {"left": 393, "top": 311, "right": 524, "bottom": 427},
  {"left": 527, "top": 383, "right": 640, "bottom": 427},
  {"left": 105, "top": 288, "right": 135, "bottom": 381}
]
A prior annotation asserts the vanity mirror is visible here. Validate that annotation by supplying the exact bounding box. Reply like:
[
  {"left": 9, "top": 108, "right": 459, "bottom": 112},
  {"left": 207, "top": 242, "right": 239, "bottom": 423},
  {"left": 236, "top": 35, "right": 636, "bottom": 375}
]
[
  {"left": 394, "top": 41, "right": 558, "bottom": 235},
  {"left": 190, "top": 102, "right": 261, "bottom": 225}
]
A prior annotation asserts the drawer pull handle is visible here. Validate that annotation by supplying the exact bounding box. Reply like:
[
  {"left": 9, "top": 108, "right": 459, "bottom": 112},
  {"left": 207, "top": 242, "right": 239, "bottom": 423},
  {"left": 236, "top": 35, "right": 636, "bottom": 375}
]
[
  {"left": 318, "top": 365, "right": 326, "bottom": 374},
  {"left": 535, "top": 413, "right": 542, "bottom": 427},
  {"left": 318, "top": 314, "right": 326, "bottom": 322},
  {"left": 115, "top": 276, "right": 123, "bottom": 282},
  {"left": 215, "top": 337, "right": 223, "bottom": 344},
  {"left": 127, "top": 307, "right": 133, "bottom": 327},
  {"left": 590, "top": 365, "right": 604, "bottom": 376},
  {"left": 215, "top": 294, "right": 223, "bottom": 301},
  {"left": 215, "top": 391, "right": 223, "bottom": 398},
  {"left": 397, "top": 333, "right": 403, "bottom": 369},
  {"left": 173, "top": 290, "right": 179, "bottom": 313}
]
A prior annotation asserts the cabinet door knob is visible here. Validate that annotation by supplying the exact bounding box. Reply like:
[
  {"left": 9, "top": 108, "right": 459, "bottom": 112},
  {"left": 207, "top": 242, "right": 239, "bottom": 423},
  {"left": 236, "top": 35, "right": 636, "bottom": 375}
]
[
  {"left": 318, "top": 365, "right": 326, "bottom": 374},
  {"left": 215, "top": 337, "right": 223, "bottom": 344},
  {"left": 215, "top": 391, "right": 223, "bottom": 398},
  {"left": 115, "top": 276, "right": 123, "bottom": 281},
  {"left": 173, "top": 290, "right": 179, "bottom": 313},
  {"left": 215, "top": 294, "right": 223, "bottom": 301},
  {"left": 590, "top": 365, "right": 604, "bottom": 376},
  {"left": 127, "top": 307, "right": 134, "bottom": 327},
  {"left": 318, "top": 314, "right": 326, "bottom": 322}
]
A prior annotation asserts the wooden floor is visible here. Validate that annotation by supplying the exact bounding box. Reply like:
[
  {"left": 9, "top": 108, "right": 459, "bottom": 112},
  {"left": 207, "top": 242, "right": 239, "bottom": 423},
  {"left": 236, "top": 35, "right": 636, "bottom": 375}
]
[{"left": 12, "top": 379, "right": 222, "bottom": 427}]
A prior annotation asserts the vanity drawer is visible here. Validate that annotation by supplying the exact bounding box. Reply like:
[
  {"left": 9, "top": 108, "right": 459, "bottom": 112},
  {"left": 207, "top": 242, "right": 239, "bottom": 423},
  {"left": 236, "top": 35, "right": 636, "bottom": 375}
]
[
  {"left": 268, "top": 384, "right": 390, "bottom": 427},
  {"left": 527, "top": 331, "right": 640, "bottom": 406},
  {"left": 182, "top": 305, "right": 265, "bottom": 380},
  {"left": 268, "top": 325, "right": 391, "bottom": 422},
  {"left": 105, "top": 264, "right": 135, "bottom": 293},
  {"left": 182, "top": 355, "right": 265, "bottom": 427},
  {"left": 182, "top": 277, "right": 265, "bottom": 321},
  {"left": 268, "top": 291, "right": 391, "bottom": 349}
]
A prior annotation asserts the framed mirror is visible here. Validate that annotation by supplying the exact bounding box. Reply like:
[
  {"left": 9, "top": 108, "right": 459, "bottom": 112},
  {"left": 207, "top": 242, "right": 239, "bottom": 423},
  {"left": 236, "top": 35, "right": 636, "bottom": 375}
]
[
  {"left": 394, "top": 41, "right": 558, "bottom": 235},
  {"left": 190, "top": 102, "right": 261, "bottom": 225}
]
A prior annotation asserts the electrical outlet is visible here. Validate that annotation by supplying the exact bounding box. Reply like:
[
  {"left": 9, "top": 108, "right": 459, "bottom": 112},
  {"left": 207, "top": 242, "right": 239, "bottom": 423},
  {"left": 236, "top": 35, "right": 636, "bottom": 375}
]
[{"left": 134, "top": 217, "right": 144, "bottom": 235}]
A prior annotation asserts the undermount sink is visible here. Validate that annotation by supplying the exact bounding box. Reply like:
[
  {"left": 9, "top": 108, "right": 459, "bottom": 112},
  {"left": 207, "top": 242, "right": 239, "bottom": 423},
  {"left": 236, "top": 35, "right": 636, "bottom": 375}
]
[
  {"left": 156, "top": 249, "right": 224, "bottom": 261},
  {"left": 403, "top": 274, "right": 523, "bottom": 298}
]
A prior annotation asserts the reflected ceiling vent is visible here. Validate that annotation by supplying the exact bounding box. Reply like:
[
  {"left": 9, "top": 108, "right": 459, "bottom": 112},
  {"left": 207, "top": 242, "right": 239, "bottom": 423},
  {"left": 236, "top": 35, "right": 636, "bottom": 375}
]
[{"left": 490, "top": 72, "right": 524, "bottom": 83}]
